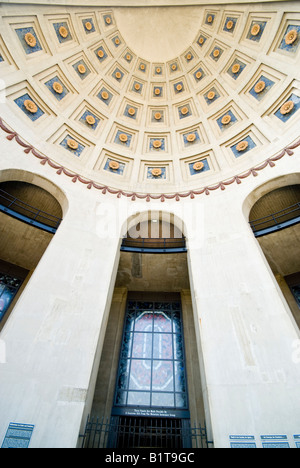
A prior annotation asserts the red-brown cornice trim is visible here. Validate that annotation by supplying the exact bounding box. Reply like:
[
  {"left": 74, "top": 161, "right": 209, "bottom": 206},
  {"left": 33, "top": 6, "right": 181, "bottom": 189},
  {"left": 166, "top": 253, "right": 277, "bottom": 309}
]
[{"left": 0, "top": 117, "right": 299, "bottom": 202}]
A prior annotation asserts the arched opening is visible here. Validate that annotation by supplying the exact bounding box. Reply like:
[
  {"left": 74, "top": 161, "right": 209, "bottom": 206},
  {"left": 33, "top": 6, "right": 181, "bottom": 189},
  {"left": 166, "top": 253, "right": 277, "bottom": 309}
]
[
  {"left": 0, "top": 171, "right": 66, "bottom": 330},
  {"left": 83, "top": 211, "right": 209, "bottom": 449},
  {"left": 245, "top": 175, "right": 300, "bottom": 330}
]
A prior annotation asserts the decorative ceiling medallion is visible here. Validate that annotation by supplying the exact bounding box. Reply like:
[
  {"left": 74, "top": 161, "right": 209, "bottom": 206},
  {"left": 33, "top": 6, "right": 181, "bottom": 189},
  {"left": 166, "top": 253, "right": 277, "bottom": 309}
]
[
  {"left": 207, "top": 15, "right": 213, "bottom": 24},
  {"left": 187, "top": 133, "right": 196, "bottom": 142},
  {"left": 254, "top": 80, "right": 266, "bottom": 93},
  {"left": 152, "top": 168, "right": 162, "bottom": 177},
  {"left": 232, "top": 63, "right": 240, "bottom": 74},
  {"left": 101, "top": 90, "right": 109, "bottom": 100},
  {"left": 280, "top": 100, "right": 294, "bottom": 115},
  {"left": 67, "top": 138, "right": 78, "bottom": 150},
  {"left": 119, "top": 133, "right": 128, "bottom": 142},
  {"left": 24, "top": 32, "right": 36, "bottom": 47},
  {"left": 195, "top": 71, "right": 202, "bottom": 79},
  {"left": 97, "top": 49, "right": 104, "bottom": 58},
  {"left": 86, "top": 115, "right": 95, "bottom": 125},
  {"left": 24, "top": 99, "right": 38, "bottom": 114},
  {"left": 154, "top": 112, "right": 162, "bottom": 120},
  {"left": 85, "top": 21, "right": 92, "bottom": 31},
  {"left": 105, "top": 16, "right": 112, "bottom": 25},
  {"left": 128, "top": 107, "right": 136, "bottom": 116},
  {"left": 52, "top": 82, "right": 63, "bottom": 94},
  {"left": 221, "top": 114, "right": 231, "bottom": 125},
  {"left": 186, "top": 53, "right": 192, "bottom": 61},
  {"left": 78, "top": 64, "right": 86, "bottom": 74},
  {"left": 181, "top": 106, "right": 189, "bottom": 115},
  {"left": 109, "top": 160, "right": 120, "bottom": 170},
  {"left": 213, "top": 49, "right": 220, "bottom": 58},
  {"left": 251, "top": 24, "right": 260, "bottom": 36},
  {"left": 153, "top": 140, "right": 162, "bottom": 148},
  {"left": 236, "top": 140, "right": 249, "bottom": 152},
  {"left": 226, "top": 20, "right": 234, "bottom": 30},
  {"left": 285, "top": 29, "right": 298, "bottom": 45},
  {"left": 193, "top": 161, "right": 204, "bottom": 171},
  {"left": 59, "top": 26, "right": 69, "bottom": 38},
  {"left": 207, "top": 91, "right": 215, "bottom": 100}
]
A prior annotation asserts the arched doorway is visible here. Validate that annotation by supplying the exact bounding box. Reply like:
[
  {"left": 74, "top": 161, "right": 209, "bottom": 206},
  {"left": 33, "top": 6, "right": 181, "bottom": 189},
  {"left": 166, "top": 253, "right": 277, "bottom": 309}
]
[
  {"left": 245, "top": 175, "right": 300, "bottom": 329},
  {"left": 84, "top": 211, "right": 210, "bottom": 448},
  {"left": 0, "top": 171, "right": 65, "bottom": 330}
]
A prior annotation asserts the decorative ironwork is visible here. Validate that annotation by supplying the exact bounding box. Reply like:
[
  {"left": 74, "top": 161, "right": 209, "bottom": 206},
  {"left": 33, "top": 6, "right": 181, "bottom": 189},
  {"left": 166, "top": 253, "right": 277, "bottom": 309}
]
[
  {"left": 0, "top": 189, "right": 62, "bottom": 234},
  {"left": 249, "top": 202, "right": 300, "bottom": 237},
  {"left": 79, "top": 415, "right": 212, "bottom": 449}
]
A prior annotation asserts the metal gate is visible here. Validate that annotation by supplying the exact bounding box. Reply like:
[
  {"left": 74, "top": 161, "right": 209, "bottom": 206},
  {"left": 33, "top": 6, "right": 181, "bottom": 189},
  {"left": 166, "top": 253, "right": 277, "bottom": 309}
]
[{"left": 78, "top": 415, "right": 212, "bottom": 449}]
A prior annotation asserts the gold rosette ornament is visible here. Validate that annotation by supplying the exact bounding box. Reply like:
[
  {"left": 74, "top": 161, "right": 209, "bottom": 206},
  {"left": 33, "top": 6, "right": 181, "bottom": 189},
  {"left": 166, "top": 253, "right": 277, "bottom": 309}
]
[
  {"left": 119, "top": 133, "right": 128, "bottom": 143},
  {"left": 24, "top": 100, "right": 38, "bottom": 114},
  {"left": 52, "top": 82, "right": 63, "bottom": 94},
  {"left": 207, "top": 91, "right": 215, "bottom": 100},
  {"left": 186, "top": 53, "right": 192, "bottom": 61},
  {"left": 105, "top": 16, "right": 112, "bottom": 25},
  {"left": 207, "top": 15, "right": 213, "bottom": 23},
  {"left": 97, "top": 49, "right": 104, "bottom": 58},
  {"left": 153, "top": 140, "right": 162, "bottom": 149},
  {"left": 193, "top": 161, "right": 204, "bottom": 171},
  {"left": 213, "top": 49, "right": 220, "bottom": 58},
  {"left": 176, "top": 84, "right": 183, "bottom": 92},
  {"left": 187, "top": 133, "right": 196, "bottom": 142},
  {"left": 154, "top": 88, "right": 161, "bottom": 96},
  {"left": 236, "top": 140, "right": 249, "bottom": 152},
  {"left": 67, "top": 139, "right": 78, "bottom": 150},
  {"left": 232, "top": 63, "right": 240, "bottom": 74},
  {"left": 59, "top": 26, "right": 69, "bottom": 38},
  {"left": 181, "top": 106, "right": 189, "bottom": 116},
  {"left": 128, "top": 107, "right": 136, "bottom": 116},
  {"left": 251, "top": 24, "right": 260, "bottom": 36},
  {"left": 195, "top": 71, "right": 202, "bottom": 80},
  {"left": 226, "top": 20, "right": 234, "bottom": 30},
  {"left": 101, "top": 91, "right": 109, "bottom": 100},
  {"left": 154, "top": 112, "right": 162, "bottom": 121},
  {"left": 280, "top": 100, "right": 294, "bottom": 115},
  {"left": 221, "top": 114, "right": 231, "bottom": 125},
  {"left": 199, "top": 37, "right": 204, "bottom": 45},
  {"left": 151, "top": 168, "right": 162, "bottom": 177},
  {"left": 24, "top": 32, "right": 36, "bottom": 48},
  {"left": 254, "top": 80, "right": 266, "bottom": 94},
  {"left": 171, "top": 64, "right": 177, "bottom": 71},
  {"left": 285, "top": 29, "right": 298, "bottom": 45},
  {"left": 78, "top": 64, "right": 86, "bottom": 74},
  {"left": 115, "top": 71, "right": 122, "bottom": 79},
  {"left": 134, "top": 83, "right": 141, "bottom": 91},
  {"left": 86, "top": 115, "right": 95, "bottom": 125},
  {"left": 109, "top": 161, "right": 120, "bottom": 170},
  {"left": 85, "top": 21, "right": 92, "bottom": 31}
]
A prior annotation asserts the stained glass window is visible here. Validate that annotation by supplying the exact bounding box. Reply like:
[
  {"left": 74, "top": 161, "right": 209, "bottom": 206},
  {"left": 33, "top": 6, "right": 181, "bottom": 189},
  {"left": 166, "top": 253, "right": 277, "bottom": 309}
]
[{"left": 114, "top": 300, "right": 188, "bottom": 411}]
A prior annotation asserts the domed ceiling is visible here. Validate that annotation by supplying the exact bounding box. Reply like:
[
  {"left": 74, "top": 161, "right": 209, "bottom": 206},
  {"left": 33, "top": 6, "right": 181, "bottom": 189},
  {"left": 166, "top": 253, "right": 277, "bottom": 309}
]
[{"left": 0, "top": 2, "right": 300, "bottom": 201}]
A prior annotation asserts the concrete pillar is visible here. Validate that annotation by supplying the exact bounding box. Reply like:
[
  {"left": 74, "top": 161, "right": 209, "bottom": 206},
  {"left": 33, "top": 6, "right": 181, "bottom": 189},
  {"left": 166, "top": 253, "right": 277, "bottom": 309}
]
[
  {"left": 0, "top": 199, "right": 121, "bottom": 448},
  {"left": 187, "top": 193, "right": 300, "bottom": 448}
]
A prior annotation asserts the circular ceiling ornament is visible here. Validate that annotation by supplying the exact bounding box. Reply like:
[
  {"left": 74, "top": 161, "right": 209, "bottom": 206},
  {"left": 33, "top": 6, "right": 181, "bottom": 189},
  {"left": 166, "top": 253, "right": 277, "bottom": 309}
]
[
  {"left": 119, "top": 133, "right": 128, "bottom": 143},
  {"left": 251, "top": 24, "right": 260, "bottom": 36},
  {"left": 97, "top": 49, "right": 104, "bottom": 58},
  {"left": 24, "top": 32, "right": 36, "bottom": 47},
  {"left": 115, "top": 71, "right": 122, "bottom": 79},
  {"left": 125, "top": 53, "right": 131, "bottom": 61},
  {"left": 207, "top": 15, "right": 213, "bottom": 23},
  {"left": 101, "top": 91, "right": 109, "bottom": 100},
  {"left": 193, "top": 161, "right": 204, "bottom": 171},
  {"left": 59, "top": 26, "right": 69, "bottom": 38},
  {"left": 285, "top": 29, "right": 298, "bottom": 45},
  {"left": 171, "top": 64, "right": 177, "bottom": 71},
  {"left": 140, "top": 63, "right": 146, "bottom": 70},
  {"left": 195, "top": 71, "right": 202, "bottom": 79},
  {"left": 176, "top": 83, "right": 183, "bottom": 91},
  {"left": 78, "top": 64, "right": 86, "bottom": 74},
  {"left": 187, "top": 133, "right": 196, "bottom": 142},
  {"left": 153, "top": 140, "right": 162, "bottom": 148},
  {"left": 115, "top": 38, "right": 120, "bottom": 45},
  {"left": 24, "top": 99, "right": 38, "bottom": 113},
  {"left": 226, "top": 20, "right": 234, "bottom": 30},
  {"left": 86, "top": 115, "right": 95, "bottom": 125},
  {"left": 109, "top": 160, "right": 120, "bottom": 170},
  {"left": 152, "top": 168, "right": 162, "bottom": 177},
  {"left": 213, "top": 49, "right": 220, "bottom": 58},
  {"left": 67, "top": 139, "right": 78, "bottom": 150},
  {"left": 221, "top": 114, "right": 232, "bottom": 125},
  {"left": 134, "top": 83, "right": 141, "bottom": 91},
  {"left": 128, "top": 107, "right": 136, "bottom": 116},
  {"left": 236, "top": 140, "right": 249, "bottom": 152},
  {"left": 207, "top": 91, "right": 215, "bottom": 100},
  {"left": 105, "top": 16, "right": 112, "bottom": 25},
  {"left": 52, "top": 82, "right": 63, "bottom": 94},
  {"left": 254, "top": 80, "right": 266, "bottom": 93},
  {"left": 232, "top": 63, "right": 240, "bottom": 74},
  {"left": 154, "top": 88, "right": 161, "bottom": 95},
  {"left": 181, "top": 106, "right": 189, "bottom": 115},
  {"left": 186, "top": 53, "right": 192, "bottom": 60},
  {"left": 154, "top": 112, "right": 162, "bottom": 120},
  {"left": 85, "top": 21, "right": 92, "bottom": 31},
  {"left": 280, "top": 100, "right": 294, "bottom": 115},
  {"left": 199, "top": 37, "right": 204, "bottom": 44}
]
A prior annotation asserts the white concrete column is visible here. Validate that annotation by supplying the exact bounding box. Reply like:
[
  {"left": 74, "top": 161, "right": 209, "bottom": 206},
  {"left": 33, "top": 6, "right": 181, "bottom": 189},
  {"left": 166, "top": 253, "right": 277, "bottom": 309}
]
[
  {"left": 187, "top": 192, "right": 300, "bottom": 448},
  {"left": 0, "top": 193, "right": 121, "bottom": 448}
]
